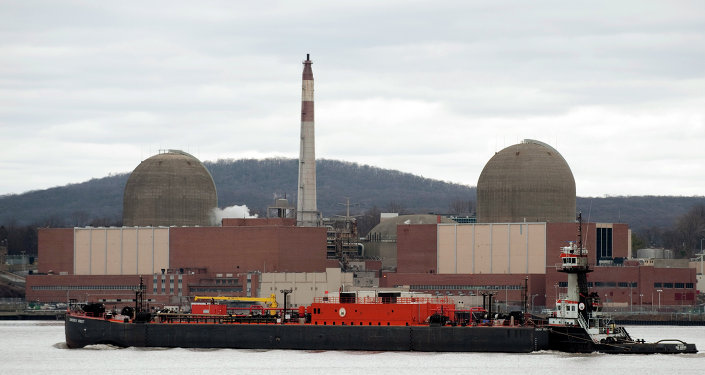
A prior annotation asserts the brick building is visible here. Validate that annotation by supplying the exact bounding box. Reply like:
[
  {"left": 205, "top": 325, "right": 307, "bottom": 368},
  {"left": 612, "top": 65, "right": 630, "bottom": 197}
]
[
  {"left": 381, "top": 221, "right": 697, "bottom": 311},
  {"left": 26, "top": 219, "right": 326, "bottom": 305}
]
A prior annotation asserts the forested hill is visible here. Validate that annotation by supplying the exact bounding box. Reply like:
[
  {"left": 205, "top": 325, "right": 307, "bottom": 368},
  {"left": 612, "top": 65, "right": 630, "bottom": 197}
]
[
  {"left": 0, "top": 173, "right": 128, "bottom": 227},
  {"left": 576, "top": 196, "right": 705, "bottom": 234},
  {"left": 210, "top": 158, "right": 475, "bottom": 217},
  {"left": 0, "top": 158, "right": 475, "bottom": 227},
  {"left": 1, "top": 158, "right": 704, "bottom": 235}
]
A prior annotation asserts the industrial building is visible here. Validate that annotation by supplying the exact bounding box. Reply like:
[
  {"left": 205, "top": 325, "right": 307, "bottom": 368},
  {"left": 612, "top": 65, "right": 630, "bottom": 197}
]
[
  {"left": 26, "top": 218, "right": 328, "bottom": 305},
  {"left": 122, "top": 150, "right": 217, "bottom": 227},
  {"left": 477, "top": 139, "right": 576, "bottom": 223},
  {"left": 380, "top": 220, "right": 697, "bottom": 310},
  {"left": 24, "top": 56, "right": 699, "bottom": 313}
]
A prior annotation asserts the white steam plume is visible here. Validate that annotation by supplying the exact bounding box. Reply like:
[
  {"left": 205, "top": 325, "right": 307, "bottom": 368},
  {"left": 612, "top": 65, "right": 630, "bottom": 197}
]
[{"left": 210, "top": 205, "right": 258, "bottom": 225}]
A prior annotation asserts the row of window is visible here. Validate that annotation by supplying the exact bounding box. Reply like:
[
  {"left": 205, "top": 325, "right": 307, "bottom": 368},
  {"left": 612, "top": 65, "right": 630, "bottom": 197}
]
[
  {"left": 153, "top": 277, "right": 182, "bottom": 283},
  {"left": 268, "top": 286, "right": 314, "bottom": 291},
  {"left": 406, "top": 285, "right": 523, "bottom": 291},
  {"left": 557, "top": 282, "right": 695, "bottom": 289},
  {"left": 153, "top": 277, "right": 181, "bottom": 295},
  {"left": 214, "top": 279, "right": 239, "bottom": 285},
  {"left": 32, "top": 285, "right": 134, "bottom": 291},
  {"left": 189, "top": 287, "right": 243, "bottom": 293},
  {"left": 654, "top": 282, "right": 694, "bottom": 289}
]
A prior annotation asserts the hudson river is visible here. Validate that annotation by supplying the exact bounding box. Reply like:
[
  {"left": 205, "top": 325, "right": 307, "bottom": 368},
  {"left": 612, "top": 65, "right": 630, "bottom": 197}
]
[{"left": 1, "top": 321, "right": 704, "bottom": 375}]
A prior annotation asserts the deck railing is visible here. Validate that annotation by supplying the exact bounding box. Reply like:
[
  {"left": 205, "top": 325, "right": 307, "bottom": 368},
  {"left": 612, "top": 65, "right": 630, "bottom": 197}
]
[{"left": 313, "top": 296, "right": 453, "bottom": 304}]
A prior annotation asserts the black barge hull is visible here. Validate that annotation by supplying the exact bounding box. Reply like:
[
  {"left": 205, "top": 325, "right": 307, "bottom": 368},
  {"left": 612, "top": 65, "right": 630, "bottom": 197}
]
[{"left": 65, "top": 315, "right": 549, "bottom": 352}]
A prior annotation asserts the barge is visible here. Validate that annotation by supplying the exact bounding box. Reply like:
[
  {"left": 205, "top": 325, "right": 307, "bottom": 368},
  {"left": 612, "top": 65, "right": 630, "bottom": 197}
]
[
  {"left": 65, "top": 288, "right": 548, "bottom": 352},
  {"left": 64, "top": 215, "right": 697, "bottom": 354}
]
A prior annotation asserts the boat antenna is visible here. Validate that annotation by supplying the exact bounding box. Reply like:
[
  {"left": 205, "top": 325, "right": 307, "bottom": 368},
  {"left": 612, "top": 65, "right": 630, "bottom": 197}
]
[
  {"left": 577, "top": 212, "right": 583, "bottom": 256},
  {"left": 583, "top": 200, "right": 592, "bottom": 241}
]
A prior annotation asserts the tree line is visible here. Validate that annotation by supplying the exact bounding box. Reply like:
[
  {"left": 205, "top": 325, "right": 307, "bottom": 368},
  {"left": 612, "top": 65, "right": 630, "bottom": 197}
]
[
  {"left": 1, "top": 157, "right": 703, "bottom": 258},
  {"left": 631, "top": 204, "right": 705, "bottom": 258}
]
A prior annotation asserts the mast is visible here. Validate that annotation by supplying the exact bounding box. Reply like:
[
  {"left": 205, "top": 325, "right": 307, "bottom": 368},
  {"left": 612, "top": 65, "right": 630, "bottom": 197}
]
[
  {"left": 135, "top": 276, "right": 146, "bottom": 315},
  {"left": 558, "top": 212, "right": 593, "bottom": 322}
]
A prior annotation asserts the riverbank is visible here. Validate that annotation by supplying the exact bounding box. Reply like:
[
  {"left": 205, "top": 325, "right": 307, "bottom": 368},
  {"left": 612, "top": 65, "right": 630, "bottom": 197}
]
[{"left": 0, "top": 310, "right": 65, "bottom": 320}]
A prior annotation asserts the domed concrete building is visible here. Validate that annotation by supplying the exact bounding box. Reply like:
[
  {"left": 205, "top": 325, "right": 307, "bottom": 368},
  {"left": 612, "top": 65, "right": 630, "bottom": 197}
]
[
  {"left": 477, "top": 139, "right": 576, "bottom": 223},
  {"left": 123, "top": 150, "right": 217, "bottom": 227}
]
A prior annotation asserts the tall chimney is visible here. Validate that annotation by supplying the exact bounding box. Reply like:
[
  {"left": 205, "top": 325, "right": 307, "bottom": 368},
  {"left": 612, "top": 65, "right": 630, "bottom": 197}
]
[{"left": 296, "top": 54, "right": 319, "bottom": 227}]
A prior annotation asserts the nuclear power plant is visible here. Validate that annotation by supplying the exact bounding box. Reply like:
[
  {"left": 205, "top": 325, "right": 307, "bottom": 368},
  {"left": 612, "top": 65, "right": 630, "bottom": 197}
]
[
  {"left": 122, "top": 150, "right": 218, "bottom": 227},
  {"left": 25, "top": 55, "right": 698, "bottom": 313},
  {"left": 477, "top": 139, "right": 576, "bottom": 223}
]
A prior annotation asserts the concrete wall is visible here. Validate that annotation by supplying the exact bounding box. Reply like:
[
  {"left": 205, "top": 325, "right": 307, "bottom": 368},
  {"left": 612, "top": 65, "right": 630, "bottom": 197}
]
[
  {"left": 361, "top": 241, "right": 397, "bottom": 270},
  {"left": 259, "top": 268, "right": 353, "bottom": 308},
  {"left": 382, "top": 273, "right": 547, "bottom": 310},
  {"left": 437, "top": 223, "right": 546, "bottom": 275},
  {"left": 74, "top": 227, "right": 169, "bottom": 275}
]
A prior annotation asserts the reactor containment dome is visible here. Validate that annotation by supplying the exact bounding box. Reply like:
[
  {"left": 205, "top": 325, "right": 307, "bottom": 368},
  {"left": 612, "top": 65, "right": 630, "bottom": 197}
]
[
  {"left": 123, "top": 150, "right": 218, "bottom": 227},
  {"left": 476, "top": 139, "right": 576, "bottom": 223}
]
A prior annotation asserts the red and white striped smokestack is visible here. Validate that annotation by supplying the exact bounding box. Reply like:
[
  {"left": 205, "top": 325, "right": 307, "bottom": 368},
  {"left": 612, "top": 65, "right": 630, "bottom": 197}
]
[{"left": 296, "top": 54, "right": 319, "bottom": 227}]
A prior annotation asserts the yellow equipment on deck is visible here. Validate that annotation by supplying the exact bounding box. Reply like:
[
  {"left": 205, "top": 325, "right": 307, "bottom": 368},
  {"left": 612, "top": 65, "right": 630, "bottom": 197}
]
[{"left": 193, "top": 294, "right": 278, "bottom": 315}]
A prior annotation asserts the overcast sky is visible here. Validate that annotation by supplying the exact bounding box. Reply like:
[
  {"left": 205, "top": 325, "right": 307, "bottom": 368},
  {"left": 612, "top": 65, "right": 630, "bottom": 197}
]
[{"left": 1, "top": 0, "right": 704, "bottom": 198}]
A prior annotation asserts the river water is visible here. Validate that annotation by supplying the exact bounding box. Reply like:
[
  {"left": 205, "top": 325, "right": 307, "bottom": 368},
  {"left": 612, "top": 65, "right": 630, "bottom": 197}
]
[{"left": 1, "top": 321, "right": 704, "bottom": 375}]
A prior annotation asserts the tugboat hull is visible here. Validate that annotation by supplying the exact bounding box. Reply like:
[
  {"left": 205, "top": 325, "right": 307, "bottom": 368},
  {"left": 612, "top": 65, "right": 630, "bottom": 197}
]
[
  {"left": 596, "top": 341, "right": 697, "bottom": 354},
  {"left": 547, "top": 325, "right": 697, "bottom": 354},
  {"left": 547, "top": 325, "right": 595, "bottom": 353}
]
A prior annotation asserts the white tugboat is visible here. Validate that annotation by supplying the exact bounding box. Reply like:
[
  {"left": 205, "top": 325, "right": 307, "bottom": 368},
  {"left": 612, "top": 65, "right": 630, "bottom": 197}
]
[{"left": 546, "top": 214, "right": 697, "bottom": 354}]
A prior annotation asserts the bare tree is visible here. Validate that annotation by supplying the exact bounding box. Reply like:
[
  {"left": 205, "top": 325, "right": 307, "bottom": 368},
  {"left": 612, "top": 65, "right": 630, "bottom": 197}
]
[
  {"left": 449, "top": 199, "right": 475, "bottom": 216},
  {"left": 70, "top": 211, "right": 91, "bottom": 227},
  {"left": 386, "top": 200, "right": 405, "bottom": 214},
  {"left": 674, "top": 204, "right": 705, "bottom": 257},
  {"left": 357, "top": 206, "right": 381, "bottom": 237}
]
